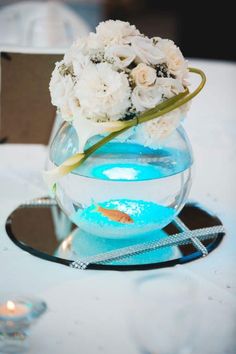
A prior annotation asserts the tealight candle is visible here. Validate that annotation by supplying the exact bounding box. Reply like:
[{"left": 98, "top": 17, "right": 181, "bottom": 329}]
[
  {"left": 0, "top": 296, "right": 47, "bottom": 353},
  {"left": 0, "top": 300, "right": 28, "bottom": 318}
]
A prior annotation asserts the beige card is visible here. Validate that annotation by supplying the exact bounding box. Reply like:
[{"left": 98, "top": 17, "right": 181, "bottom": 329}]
[{"left": 0, "top": 52, "right": 62, "bottom": 144}]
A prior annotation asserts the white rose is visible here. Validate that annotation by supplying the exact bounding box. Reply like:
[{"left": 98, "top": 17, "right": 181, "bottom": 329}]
[
  {"left": 105, "top": 44, "right": 136, "bottom": 68},
  {"left": 136, "top": 108, "right": 183, "bottom": 147},
  {"left": 131, "top": 85, "right": 162, "bottom": 112},
  {"left": 96, "top": 20, "right": 140, "bottom": 45},
  {"left": 74, "top": 62, "right": 131, "bottom": 121},
  {"left": 155, "top": 77, "right": 185, "bottom": 98},
  {"left": 49, "top": 63, "right": 78, "bottom": 121},
  {"left": 131, "top": 36, "right": 165, "bottom": 65},
  {"left": 156, "top": 38, "right": 188, "bottom": 82},
  {"left": 131, "top": 63, "right": 156, "bottom": 87}
]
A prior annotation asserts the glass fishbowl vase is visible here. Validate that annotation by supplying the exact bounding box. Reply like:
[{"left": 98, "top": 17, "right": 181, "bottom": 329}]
[{"left": 48, "top": 122, "right": 193, "bottom": 243}]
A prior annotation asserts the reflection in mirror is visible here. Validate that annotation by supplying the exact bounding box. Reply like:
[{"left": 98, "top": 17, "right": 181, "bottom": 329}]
[{"left": 6, "top": 198, "right": 224, "bottom": 270}]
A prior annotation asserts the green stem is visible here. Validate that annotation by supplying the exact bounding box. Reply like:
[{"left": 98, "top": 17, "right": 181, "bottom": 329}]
[
  {"left": 57, "top": 67, "right": 206, "bottom": 175},
  {"left": 82, "top": 89, "right": 189, "bottom": 160}
]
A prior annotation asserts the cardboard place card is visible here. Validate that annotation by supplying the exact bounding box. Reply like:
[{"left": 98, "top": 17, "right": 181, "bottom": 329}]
[{"left": 0, "top": 52, "right": 62, "bottom": 144}]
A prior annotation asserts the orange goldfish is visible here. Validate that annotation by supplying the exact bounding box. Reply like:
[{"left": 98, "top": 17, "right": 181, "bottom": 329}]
[{"left": 96, "top": 205, "right": 134, "bottom": 224}]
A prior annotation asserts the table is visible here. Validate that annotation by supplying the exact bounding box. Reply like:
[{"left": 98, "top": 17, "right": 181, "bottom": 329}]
[{"left": 0, "top": 59, "right": 236, "bottom": 354}]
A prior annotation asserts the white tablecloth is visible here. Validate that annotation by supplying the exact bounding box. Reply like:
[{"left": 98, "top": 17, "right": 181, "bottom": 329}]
[{"left": 0, "top": 59, "right": 236, "bottom": 354}]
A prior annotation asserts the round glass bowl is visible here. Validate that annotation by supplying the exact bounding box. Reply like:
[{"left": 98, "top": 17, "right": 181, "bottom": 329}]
[{"left": 49, "top": 123, "right": 193, "bottom": 240}]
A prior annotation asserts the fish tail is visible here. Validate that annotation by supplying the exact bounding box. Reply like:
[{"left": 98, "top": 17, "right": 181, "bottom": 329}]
[{"left": 90, "top": 198, "right": 100, "bottom": 212}]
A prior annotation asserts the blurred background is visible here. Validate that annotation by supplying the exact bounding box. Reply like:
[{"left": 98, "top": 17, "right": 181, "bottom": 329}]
[
  {"left": 0, "top": 0, "right": 235, "bottom": 60},
  {"left": 0, "top": 0, "right": 235, "bottom": 144}
]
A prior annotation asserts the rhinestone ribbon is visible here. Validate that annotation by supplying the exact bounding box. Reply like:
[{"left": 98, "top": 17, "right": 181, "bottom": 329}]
[{"left": 70, "top": 224, "right": 224, "bottom": 270}]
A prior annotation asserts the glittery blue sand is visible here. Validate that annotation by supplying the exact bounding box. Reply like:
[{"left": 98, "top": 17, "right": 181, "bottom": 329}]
[{"left": 71, "top": 199, "right": 175, "bottom": 239}]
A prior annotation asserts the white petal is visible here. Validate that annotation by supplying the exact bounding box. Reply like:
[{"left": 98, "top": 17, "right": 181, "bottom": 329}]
[{"left": 73, "top": 118, "right": 125, "bottom": 152}]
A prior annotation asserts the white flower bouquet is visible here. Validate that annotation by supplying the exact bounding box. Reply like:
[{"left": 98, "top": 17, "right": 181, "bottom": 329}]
[{"left": 47, "top": 20, "right": 205, "bottom": 186}]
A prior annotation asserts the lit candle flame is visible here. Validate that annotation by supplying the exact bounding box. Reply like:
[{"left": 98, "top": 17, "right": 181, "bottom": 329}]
[{"left": 6, "top": 301, "right": 15, "bottom": 312}]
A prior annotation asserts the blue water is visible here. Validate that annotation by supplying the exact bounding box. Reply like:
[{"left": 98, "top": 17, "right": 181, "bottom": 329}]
[
  {"left": 66, "top": 143, "right": 191, "bottom": 237},
  {"left": 91, "top": 163, "right": 165, "bottom": 180},
  {"left": 73, "top": 142, "right": 192, "bottom": 181},
  {"left": 71, "top": 199, "right": 175, "bottom": 239},
  {"left": 52, "top": 132, "right": 192, "bottom": 242},
  {"left": 52, "top": 128, "right": 192, "bottom": 259}
]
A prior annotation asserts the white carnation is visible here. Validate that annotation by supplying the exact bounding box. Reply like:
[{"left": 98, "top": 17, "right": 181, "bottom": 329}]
[
  {"left": 65, "top": 34, "right": 103, "bottom": 62},
  {"left": 86, "top": 32, "right": 104, "bottom": 51},
  {"left": 64, "top": 38, "right": 87, "bottom": 64},
  {"left": 49, "top": 62, "right": 78, "bottom": 121},
  {"left": 49, "top": 20, "right": 191, "bottom": 151},
  {"left": 131, "top": 63, "right": 156, "bottom": 87},
  {"left": 64, "top": 37, "right": 97, "bottom": 76},
  {"left": 131, "top": 36, "right": 165, "bottom": 65},
  {"left": 131, "top": 85, "right": 162, "bottom": 112},
  {"left": 156, "top": 38, "right": 188, "bottom": 82},
  {"left": 74, "top": 62, "right": 131, "bottom": 121},
  {"left": 96, "top": 20, "right": 140, "bottom": 45},
  {"left": 105, "top": 44, "right": 136, "bottom": 68}
]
